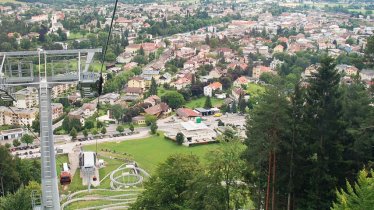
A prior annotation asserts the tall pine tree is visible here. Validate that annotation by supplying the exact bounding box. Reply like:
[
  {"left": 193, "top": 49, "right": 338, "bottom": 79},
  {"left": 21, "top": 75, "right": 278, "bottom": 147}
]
[
  {"left": 243, "top": 84, "right": 290, "bottom": 210},
  {"left": 302, "top": 56, "right": 345, "bottom": 209},
  {"left": 147, "top": 77, "right": 158, "bottom": 97},
  {"left": 204, "top": 96, "right": 212, "bottom": 109}
]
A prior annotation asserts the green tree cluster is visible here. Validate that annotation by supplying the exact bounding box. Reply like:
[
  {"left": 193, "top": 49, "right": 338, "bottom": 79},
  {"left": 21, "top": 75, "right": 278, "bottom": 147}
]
[
  {"left": 131, "top": 138, "right": 248, "bottom": 209},
  {"left": 0, "top": 145, "right": 40, "bottom": 196},
  {"left": 243, "top": 56, "right": 374, "bottom": 209}
]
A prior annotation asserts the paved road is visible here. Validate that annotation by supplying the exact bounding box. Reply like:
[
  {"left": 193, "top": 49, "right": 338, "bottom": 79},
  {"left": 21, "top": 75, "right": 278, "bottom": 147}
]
[{"left": 14, "top": 127, "right": 151, "bottom": 159}]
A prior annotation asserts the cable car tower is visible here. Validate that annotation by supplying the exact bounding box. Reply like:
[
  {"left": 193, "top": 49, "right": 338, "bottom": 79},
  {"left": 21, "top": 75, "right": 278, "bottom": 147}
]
[{"left": 0, "top": 49, "right": 102, "bottom": 210}]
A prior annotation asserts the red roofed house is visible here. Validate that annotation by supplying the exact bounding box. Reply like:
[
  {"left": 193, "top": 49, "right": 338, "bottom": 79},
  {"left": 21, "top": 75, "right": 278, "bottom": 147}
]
[
  {"left": 217, "top": 48, "right": 233, "bottom": 57},
  {"left": 141, "top": 42, "right": 159, "bottom": 55},
  {"left": 204, "top": 82, "right": 223, "bottom": 97},
  {"left": 116, "top": 17, "right": 132, "bottom": 27},
  {"left": 229, "top": 20, "right": 256, "bottom": 29},
  {"left": 273, "top": 45, "right": 284, "bottom": 53},
  {"left": 31, "top": 14, "right": 48, "bottom": 22},
  {"left": 231, "top": 87, "right": 246, "bottom": 101},
  {"left": 278, "top": 37, "right": 289, "bottom": 44},
  {"left": 144, "top": 102, "right": 171, "bottom": 117},
  {"left": 233, "top": 76, "right": 249, "bottom": 87},
  {"left": 253, "top": 66, "right": 273, "bottom": 79},
  {"left": 125, "top": 44, "right": 141, "bottom": 54},
  {"left": 176, "top": 108, "right": 201, "bottom": 120},
  {"left": 172, "top": 77, "right": 191, "bottom": 90}
]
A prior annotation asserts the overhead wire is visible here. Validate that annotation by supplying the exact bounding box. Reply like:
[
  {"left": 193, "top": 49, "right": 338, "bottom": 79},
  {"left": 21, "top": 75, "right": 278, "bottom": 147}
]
[{"left": 95, "top": 0, "right": 120, "bottom": 155}]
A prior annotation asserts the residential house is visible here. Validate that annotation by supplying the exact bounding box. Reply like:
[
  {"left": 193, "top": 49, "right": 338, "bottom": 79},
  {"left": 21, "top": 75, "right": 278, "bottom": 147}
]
[
  {"left": 159, "top": 73, "right": 172, "bottom": 85},
  {"left": 217, "top": 48, "right": 233, "bottom": 57},
  {"left": 233, "top": 76, "right": 249, "bottom": 87},
  {"left": 123, "top": 62, "right": 138, "bottom": 71},
  {"left": 125, "top": 44, "right": 141, "bottom": 54},
  {"left": 273, "top": 45, "right": 284, "bottom": 54},
  {"left": 142, "top": 70, "right": 160, "bottom": 87},
  {"left": 208, "top": 69, "right": 223, "bottom": 79},
  {"left": 144, "top": 95, "right": 161, "bottom": 107},
  {"left": 176, "top": 108, "right": 201, "bottom": 121},
  {"left": 144, "top": 103, "right": 171, "bottom": 118},
  {"left": 302, "top": 64, "right": 320, "bottom": 80},
  {"left": 127, "top": 77, "right": 146, "bottom": 90},
  {"left": 176, "top": 47, "right": 195, "bottom": 59},
  {"left": 132, "top": 115, "right": 146, "bottom": 125},
  {"left": 31, "top": 14, "right": 48, "bottom": 22},
  {"left": 203, "top": 82, "right": 223, "bottom": 97},
  {"left": 258, "top": 46, "right": 269, "bottom": 56},
  {"left": 68, "top": 103, "right": 97, "bottom": 125},
  {"left": 123, "top": 87, "right": 144, "bottom": 101},
  {"left": 270, "top": 59, "right": 284, "bottom": 70},
  {"left": 100, "top": 93, "right": 120, "bottom": 105},
  {"left": 172, "top": 77, "right": 191, "bottom": 90},
  {"left": 142, "top": 42, "right": 159, "bottom": 55},
  {"left": 231, "top": 88, "right": 247, "bottom": 101},
  {"left": 13, "top": 87, "right": 38, "bottom": 109},
  {"left": 253, "top": 65, "right": 273, "bottom": 79},
  {"left": 336, "top": 64, "right": 359, "bottom": 76}
]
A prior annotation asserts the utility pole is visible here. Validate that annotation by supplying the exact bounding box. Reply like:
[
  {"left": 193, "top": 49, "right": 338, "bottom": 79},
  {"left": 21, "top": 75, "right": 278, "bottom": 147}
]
[{"left": 0, "top": 49, "right": 101, "bottom": 210}]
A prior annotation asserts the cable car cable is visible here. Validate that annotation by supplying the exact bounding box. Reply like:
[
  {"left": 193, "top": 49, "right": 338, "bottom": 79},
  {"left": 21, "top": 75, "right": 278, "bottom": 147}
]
[{"left": 96, "top": 0, "right": 119, "bottom": 155}]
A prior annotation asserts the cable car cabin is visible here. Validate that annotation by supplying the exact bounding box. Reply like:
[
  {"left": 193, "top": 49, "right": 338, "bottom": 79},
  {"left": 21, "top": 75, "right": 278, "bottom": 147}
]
[
  {"left": 60, "top": 163, "right": 71, "bottom": 184},
  {"left": 60, "top": 171, "right": 71, "bottom": 185},
  {"left": 60, "top": 163, "right": 71, "bottom": 185}
]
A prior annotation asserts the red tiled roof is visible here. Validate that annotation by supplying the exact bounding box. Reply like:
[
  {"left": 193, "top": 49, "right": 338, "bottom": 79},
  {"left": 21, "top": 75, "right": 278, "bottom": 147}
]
[
  {"left": 175, "top": 77, "right": 191, "bottom": 85},
  {"left": 176, "top": 108, "right": 200, "bottom": 118},
  {"left": 208, "top": 82, "right": 222, "bottom": 89},
  {"left": 144, "top": 103, "right": 169, "bottom": 115},
  {"left": 235, "top": 76, "right": 248, "bottom": 84}
]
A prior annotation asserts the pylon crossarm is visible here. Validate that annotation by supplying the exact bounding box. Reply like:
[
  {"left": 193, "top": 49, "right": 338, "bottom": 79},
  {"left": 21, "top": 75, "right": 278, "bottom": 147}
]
[{"left": 0, "top": 49, "right": 101, "bottom": 56}]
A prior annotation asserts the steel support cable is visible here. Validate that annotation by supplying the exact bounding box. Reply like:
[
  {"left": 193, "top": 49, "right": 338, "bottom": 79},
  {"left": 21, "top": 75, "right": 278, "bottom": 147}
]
[{"left": 95, "top": 0, "right": 120, "bottom": 155}]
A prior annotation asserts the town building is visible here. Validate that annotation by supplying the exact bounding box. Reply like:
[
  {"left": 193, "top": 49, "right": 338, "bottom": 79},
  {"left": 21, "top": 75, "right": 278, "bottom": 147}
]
[
  {"left": 144, "top": 103, "right": 171, "bottom": 118},
  {"left": 253, "top": 65, "right": 273, "bottom": 79},
  {"left": 13, "top": 87, "right": 39, "bottom": 108},
  {"left": 0, "top": 128, "right": 25, "bottom": 141},
  {"left": 100, "top": 93, "right": 120, "bottom": 105},
  {"left": 51, "top": 103, "right": 64, "bottom": 120},
  {"left": 132, "top": 115, "right": 146, "bottom": 125},
  {"left": 203, "top": 82, "right": 223, "bottom": 97},
  {"left": 0, "top": 106, "right": 38, "bottom": 127},
  {"left": 233, "top": 76, "right": 249, "bottom": 87},
  {"left": 127, "top": 77, "right": 146, "bottom": 90},
  {"left": 176, "top": 108, "right": 201, "bottom": 121}
]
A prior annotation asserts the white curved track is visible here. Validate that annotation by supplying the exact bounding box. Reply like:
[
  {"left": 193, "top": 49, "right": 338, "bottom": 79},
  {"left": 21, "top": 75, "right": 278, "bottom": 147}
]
[{"left": 61, "top": 163, "right": 150, "bottom": 210}]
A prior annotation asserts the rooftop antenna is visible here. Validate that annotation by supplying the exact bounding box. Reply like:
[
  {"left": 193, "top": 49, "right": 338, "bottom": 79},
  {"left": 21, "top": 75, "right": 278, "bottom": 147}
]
[{"left": 0, "top": 48, "right": 101, "bottom": 210}]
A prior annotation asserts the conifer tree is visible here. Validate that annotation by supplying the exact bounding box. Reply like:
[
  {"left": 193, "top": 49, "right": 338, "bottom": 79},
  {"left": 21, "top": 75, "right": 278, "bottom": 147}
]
[
  {"left": 238, "top": 94, "right": 247, "bottom": 113},
  {"left": 204, "top": 96, "right": 213, "bottom": 109},
  {"left": 302, "top": 56, "right": 345, "bottom": 209},
  {"left": 231, "top": 100, "right": 237, "bottom": 113},
  {"left": 148, "top": 77, "right": 158, "bottom": 97},
  {"left": 243, "top": 84, "right": 290, "bottom": 210}
]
